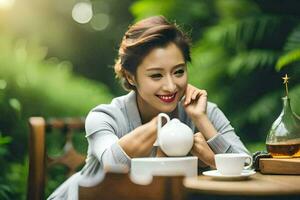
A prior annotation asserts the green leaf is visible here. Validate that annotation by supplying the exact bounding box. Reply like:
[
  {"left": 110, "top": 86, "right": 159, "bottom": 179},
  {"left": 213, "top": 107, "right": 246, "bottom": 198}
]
[
  {"left": 284, "top": 24, "right": 300, "bottom": 52},
  {"left": 8, "top": 98, "right": 21, "bottom": 113},
  {"left": 0, "top": 135, "right": 12, "bottom": 145},
  {"left": 276, "top": 49, "right": 300, "bottom": 70},
  {"left": 206, "top": 16, "right": 281, "bottom": 49},
  {"left": 247, "top": 92, "right": 280, "bottom": 123},
  {"left": 228, "top": 50, "right": 278, "bottom": 75}
]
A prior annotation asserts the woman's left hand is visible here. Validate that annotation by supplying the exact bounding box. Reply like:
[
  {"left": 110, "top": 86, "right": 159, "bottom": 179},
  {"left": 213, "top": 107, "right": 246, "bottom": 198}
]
[
  {"left": 182, "top": 84, "right": 208, "bottom": 119},
  {"left": 191, "top": 132, "right": 216, "bottom": 168}
]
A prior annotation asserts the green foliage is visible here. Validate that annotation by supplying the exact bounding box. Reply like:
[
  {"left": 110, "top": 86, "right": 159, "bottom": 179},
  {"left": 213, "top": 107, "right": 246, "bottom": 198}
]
[
  {"left": 283, "top": 25, "right": 300, "bottom": 52},
  {"left": 276, "top": 24, "right": 300, "bottom": 70},
  {"left": 211, "top": 16, "right": 282, "bottom": 49},
  {"left": 131, "top": 0, "right": 217, "bottom": 39},
  {"left": 131, "top": 0, "right": 213, "bottom": 23},
  {"left": 0, "top": 37, "right": 113, "bottom": 118},
  {"left": 44, "top": 129, "right": 87, "bottom": 197},
  {"left": 228, "top": 50, "right": 279, "bottom": 76},
  {"left": 245, "top": 142, "right": 266, "bottom": 153},
  {"left": 5, "top": 160, "right": 28, "bottom": 200},
  {"left": 132, "top": 0, "right": 300, "bottom": 145},
  {"left": 276, "top": 49, "right": 300, "bottom": 70},
  {"left": 0, "top": 133, "right": 12, "bottom": 200},
  {"left": 0, "top": 34, "right": 113, "bottom": 198}
]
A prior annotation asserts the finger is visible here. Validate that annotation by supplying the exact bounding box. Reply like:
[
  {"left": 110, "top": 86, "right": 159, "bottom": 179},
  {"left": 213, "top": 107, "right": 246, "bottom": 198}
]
[
  {"left": 194, "top": 133, "right": 206, "bottom": 143},
  {"left": 198, "top": 91, "right": 208, "bottom": 106},
  {"left": 184, "top": 87, "right": 194, "bottom": 105},
  {"left": 191, "top": 90, "right": 200, "bottom": 101},
  {"left": 199, "top": 89, "right": 208, "bottom": 96},
  {"left": 199, "top": 90, "right": 208, "bottom": 99},
  {"left": 194, "top": 132, "right": 204, "bottom": 138}
]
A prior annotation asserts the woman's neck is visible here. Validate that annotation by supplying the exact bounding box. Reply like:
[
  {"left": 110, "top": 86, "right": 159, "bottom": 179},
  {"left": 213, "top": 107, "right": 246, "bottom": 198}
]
[{"left": 136, "top": 95, "right": 158, "bottom": 124}]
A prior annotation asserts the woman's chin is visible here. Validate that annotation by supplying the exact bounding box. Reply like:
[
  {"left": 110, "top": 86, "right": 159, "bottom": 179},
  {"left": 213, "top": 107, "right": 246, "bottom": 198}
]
[{"left": 157, "top": 104, "right": 178, "bottom": 113}]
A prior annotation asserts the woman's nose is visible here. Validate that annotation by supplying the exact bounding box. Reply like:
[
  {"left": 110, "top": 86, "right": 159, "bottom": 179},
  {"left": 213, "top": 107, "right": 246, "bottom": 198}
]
[{"left": 162, "top": 76, "right": 176, "bottom": 92}]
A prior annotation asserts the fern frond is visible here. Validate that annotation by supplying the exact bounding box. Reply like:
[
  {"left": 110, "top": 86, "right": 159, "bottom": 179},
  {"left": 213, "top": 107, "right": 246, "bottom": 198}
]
[
  {"left": 290, "top": 85, "right": 300, "bottom": 114},
  {"left": 204, "top": 16, "right": 281, "bottom": 49},
  {"left": 276, "top": 49, "right": 300, "bottom": 70},
  {"left": 244, "top": 84, "right": 300, "bottom": 124},
  {"left": 247, "top": 92, "right": 280, "bottom": 123},
  {"left": 228, "top": 50, "right": 279, "bottom": 75},
  {"left": 284, "top": 24, "right": 300, "bottom": 51}
]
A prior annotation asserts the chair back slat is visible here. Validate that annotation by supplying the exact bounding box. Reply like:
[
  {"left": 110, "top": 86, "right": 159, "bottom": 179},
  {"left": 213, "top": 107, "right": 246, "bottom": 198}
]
[
  {"left": 27, "top": 117, "right": 86, "bottom": 200},
  {"left": 27, "top": 117, "right": 46, "bottom": 200},
  {"left": 47, "top": 146, "right": 86, "bottom": 176}
]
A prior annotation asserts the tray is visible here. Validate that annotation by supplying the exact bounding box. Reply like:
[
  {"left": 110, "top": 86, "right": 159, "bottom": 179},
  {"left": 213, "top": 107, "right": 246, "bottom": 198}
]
[{"left": 259, "top": 158, "right": 300, "bottom": 174}]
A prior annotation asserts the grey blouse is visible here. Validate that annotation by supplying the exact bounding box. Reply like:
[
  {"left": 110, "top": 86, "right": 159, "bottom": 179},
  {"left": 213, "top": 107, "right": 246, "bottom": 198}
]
[
  {"left": 48, "top": 91, "right": 249, "bottom": 200},
  {"left": 82, "top": 91, "right": 249, "bottom": 174}
]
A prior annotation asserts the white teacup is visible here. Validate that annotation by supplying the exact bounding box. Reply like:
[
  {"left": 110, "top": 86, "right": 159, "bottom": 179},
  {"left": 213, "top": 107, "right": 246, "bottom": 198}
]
[{"left": 214, "top": 153, "right": 253, "bottom": 175}]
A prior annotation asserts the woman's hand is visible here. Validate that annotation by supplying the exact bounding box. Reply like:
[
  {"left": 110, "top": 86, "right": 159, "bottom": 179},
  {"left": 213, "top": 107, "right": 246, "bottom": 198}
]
[
  {"left": 182, "top": 84, "right": 208, "bottom": 119},
  {"left": 182, "top": 84, "right": 217, "bottom": 140},
  {"left": 118, "top": 117, "right": 158, "bottom": 158},
  {"left": 191, "top": 132, "right": 216, "bottom": 168},
  {"left": 156, "top": 147, "right": 167, "bottom": 157}
]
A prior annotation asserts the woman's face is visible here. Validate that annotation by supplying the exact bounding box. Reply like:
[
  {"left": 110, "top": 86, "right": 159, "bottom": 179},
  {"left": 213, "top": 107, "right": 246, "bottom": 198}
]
[{"left": 130, "top": 42, "right": 188, "bottom": 116}]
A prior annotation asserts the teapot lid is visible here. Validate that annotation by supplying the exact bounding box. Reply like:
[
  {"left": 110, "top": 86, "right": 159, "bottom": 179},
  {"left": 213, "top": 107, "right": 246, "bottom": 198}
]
[
  {"left": 166, "top": 118, "right": 188, "bottom": 128},
  {"left": 170, "top": 118, "right": 180, "bottom": 123}
]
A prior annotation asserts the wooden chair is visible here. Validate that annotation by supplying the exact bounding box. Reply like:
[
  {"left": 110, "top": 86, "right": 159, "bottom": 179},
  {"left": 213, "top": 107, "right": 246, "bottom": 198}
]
[
  {"left": 79, "top": 167, "right": 185, "bottom": 200},
  {"left": 27, "top": 117, "right": 86, "bottom": 200}
]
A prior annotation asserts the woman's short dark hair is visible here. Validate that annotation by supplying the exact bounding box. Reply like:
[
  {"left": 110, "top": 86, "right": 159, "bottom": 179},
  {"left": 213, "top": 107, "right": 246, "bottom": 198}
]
[{"left": 114, "top": 16, "right": 191, "bottom": 91}]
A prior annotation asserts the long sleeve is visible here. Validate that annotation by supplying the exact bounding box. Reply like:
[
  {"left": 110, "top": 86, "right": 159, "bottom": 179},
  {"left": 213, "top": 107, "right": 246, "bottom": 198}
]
[
  {"left": 206, "top": 104, "right": 250, "bottom": 155},
  {"left": 85, "top": 111, "right": 131, "bottom": 168}
]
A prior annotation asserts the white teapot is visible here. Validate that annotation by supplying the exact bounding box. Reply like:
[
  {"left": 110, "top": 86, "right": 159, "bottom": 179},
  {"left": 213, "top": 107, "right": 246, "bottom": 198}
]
[{"left": 154, "top": 113, "right": 194, "bottom": 156}]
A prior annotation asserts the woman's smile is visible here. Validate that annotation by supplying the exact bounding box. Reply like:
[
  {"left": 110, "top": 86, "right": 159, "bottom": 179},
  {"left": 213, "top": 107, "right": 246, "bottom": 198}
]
[{"left": 156, "top": 92, "right": 177, "bottom": 103}]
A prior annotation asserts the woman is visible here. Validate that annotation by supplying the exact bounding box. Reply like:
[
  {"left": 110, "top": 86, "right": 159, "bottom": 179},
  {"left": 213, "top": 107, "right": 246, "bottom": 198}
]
[{"left": 48, "top": 15, "right": 249, "bottom": 199}]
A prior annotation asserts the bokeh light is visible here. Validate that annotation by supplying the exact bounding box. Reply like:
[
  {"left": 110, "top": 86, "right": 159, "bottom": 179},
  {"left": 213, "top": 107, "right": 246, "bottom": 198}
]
[
  {"left": 72, "top": 1, "right": 93, "bottom": 24},
  {"left": 0, "top": 0, "right": 15, "bottom": 9},
  {"left": 90, "top": 13, "right": 110, "bottom": 31}
]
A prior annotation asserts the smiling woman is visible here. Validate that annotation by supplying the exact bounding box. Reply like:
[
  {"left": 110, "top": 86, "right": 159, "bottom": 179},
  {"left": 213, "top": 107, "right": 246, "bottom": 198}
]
[
  {"left": 47, "top": 16, "right": 250, "bottom": 200},
  {"left": 128, "top": 43, "right": 188, "bottom": 122}
]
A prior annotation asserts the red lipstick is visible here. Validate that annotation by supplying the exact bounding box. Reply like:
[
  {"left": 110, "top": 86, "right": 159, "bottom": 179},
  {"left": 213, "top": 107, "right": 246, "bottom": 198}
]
[{"left": 157, "top": 93, "right": 177, "bottom": 103}]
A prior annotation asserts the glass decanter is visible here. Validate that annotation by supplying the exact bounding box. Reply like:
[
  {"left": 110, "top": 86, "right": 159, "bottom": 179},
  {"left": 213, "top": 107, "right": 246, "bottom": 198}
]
[{"left": 266, "top": 74, "right": 300, "bottom": 158}]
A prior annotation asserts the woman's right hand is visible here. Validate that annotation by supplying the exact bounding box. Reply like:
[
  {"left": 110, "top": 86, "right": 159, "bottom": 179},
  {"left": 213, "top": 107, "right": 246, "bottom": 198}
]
[{"left": 118, "top": 117, "right": 158, "bottom": 158}]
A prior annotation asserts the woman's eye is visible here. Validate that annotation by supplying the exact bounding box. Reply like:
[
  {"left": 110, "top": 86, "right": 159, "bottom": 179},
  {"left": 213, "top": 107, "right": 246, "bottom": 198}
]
[
  {"left": 174, "top": 69, "right": 185, "bottom": 76},
  {"left": 150, "top": 74, "right": 162, "bottom": 79}
]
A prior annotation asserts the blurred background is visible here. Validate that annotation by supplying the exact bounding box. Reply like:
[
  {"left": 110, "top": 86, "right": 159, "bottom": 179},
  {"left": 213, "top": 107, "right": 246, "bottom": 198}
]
[{"left": 0, "top": 0, "right": 299, "bottom": 199}]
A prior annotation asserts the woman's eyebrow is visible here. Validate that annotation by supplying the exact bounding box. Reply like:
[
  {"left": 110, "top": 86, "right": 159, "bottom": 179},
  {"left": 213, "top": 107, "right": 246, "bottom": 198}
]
[{"left": 146, "top": 63, "right": 186, "bottom": 71}]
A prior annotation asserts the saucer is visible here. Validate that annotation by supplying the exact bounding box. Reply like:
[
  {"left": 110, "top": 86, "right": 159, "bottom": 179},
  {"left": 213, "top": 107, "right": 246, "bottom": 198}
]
[{"left": 202, "top": 169, "right": 256, "bottom": 180}]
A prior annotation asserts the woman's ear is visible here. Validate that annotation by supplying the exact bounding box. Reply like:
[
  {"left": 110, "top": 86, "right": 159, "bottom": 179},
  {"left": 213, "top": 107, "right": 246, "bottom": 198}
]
[{"left": 124, "top": 71, "right": 136, "bottom": 86}]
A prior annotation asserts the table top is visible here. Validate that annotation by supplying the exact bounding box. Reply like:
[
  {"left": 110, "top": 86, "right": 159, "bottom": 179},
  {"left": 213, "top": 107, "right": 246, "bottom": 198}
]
[{"left": 183, "top": 172, "right": 300, "bottom": 196}]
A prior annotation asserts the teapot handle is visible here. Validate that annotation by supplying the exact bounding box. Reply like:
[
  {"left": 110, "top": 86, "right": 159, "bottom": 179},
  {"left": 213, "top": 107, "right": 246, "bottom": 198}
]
[{"left": 153, "top": 113, "right": 170, "bottom": 146}]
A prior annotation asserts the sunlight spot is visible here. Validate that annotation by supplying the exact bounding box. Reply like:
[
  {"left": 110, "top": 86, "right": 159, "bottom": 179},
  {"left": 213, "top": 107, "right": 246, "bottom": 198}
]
[
  {"left": 0, "top": 0, "right": 14, "bottom": 9},
  {"left": 91, "top": 13, "right": 110, "bottom": 31},
  {"left": 9, "top": 98, "right": 21, "bottom": 112},
  {"left": 72, "top": 1, "right": 93, "bottom": 24}
]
